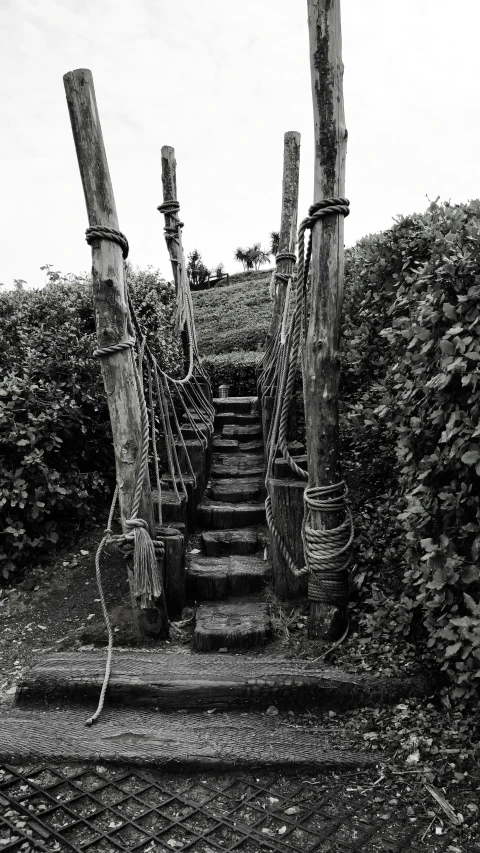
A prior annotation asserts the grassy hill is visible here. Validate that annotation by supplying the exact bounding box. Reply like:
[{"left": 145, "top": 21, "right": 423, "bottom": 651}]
[{"left": 192, "top": 269, "right": 272, "bottom": 393}]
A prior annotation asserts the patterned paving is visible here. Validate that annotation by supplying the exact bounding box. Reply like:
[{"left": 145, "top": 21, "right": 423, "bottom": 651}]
[{"left": 0, "top": 762, "right": 468, "bottom": 852}]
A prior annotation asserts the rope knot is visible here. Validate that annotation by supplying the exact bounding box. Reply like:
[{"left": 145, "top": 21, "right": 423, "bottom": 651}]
[
  {"left": 125, "top": 517, "right": 149, "bottom": 531},
  {"left": 306, "top": 198, "right": 350, "bottom": 230}
]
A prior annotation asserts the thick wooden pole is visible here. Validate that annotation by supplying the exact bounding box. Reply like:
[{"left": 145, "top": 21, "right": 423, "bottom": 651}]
[
  {"left": 305, "top": 1, "right": 349, "bottom": 639},
  {"left": 160, "top": 146, "right": 191, "bottom": 371},
  {"left": 63, "top": 69, "right": 168, "bottom": 638},
  {"left": 266, "top": 131, "right": 301, "bottom": 345}
]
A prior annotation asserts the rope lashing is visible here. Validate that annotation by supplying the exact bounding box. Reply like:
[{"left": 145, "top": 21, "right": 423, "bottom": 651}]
[
  {"left": 275, "top": 251, "right": 297, "bottom": 264},
  {"left": 157, "top": 200, "right": 185, "bottom": 234},
  {"left": 93, "top": 338, "right": 135, "bottom": 358},
  {"left": 302, "top": 482, "right": 353, "bottom": 606},
  {"left": 86, "top": 225, "right": 129, "bottom": 259}
]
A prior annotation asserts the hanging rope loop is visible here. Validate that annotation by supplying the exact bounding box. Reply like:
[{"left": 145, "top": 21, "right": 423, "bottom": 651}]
[{"left": 306, "top": 198, "right": 350, "bottom": 227}]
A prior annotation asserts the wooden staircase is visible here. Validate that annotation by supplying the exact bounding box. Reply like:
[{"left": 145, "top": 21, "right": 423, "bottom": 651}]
[{"left": 189, "top": 396, "right": 272, "bottom": 651}]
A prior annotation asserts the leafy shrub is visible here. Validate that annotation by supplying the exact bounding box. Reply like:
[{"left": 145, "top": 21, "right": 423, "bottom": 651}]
[
  {"left": 0, "top": 265, "right": 181, "bottom": 583},
  {"left": 202, "top": 351, "right": 260, "bottom": 396},
  {"left": 341, "top": 200, "right": 480, "bottom": 707}
]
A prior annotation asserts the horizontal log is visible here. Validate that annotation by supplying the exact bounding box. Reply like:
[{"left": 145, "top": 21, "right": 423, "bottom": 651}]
[{"left": 18, "top": 651, "right": 438, "bottom": 712}]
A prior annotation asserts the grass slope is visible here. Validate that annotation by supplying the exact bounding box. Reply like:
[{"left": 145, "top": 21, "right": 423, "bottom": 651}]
[
  {"left": 192, "top": 270, "right": 272, "bottom": 357},
  {"left": 192, "top": 269, "right": 272, "bottom": 393}
]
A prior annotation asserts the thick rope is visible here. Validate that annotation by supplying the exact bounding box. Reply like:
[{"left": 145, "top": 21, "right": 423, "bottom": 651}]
[
  {"left": 303, "top": 483, "right": 354, "bottom": 605},
  {"left": 86, "top": 225, "right": 129, "bottom": 259}
]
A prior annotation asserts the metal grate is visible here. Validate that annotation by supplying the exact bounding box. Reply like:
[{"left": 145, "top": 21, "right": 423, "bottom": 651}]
[{"left": 0, "top": 762, "right": 458, "bottom": 852}]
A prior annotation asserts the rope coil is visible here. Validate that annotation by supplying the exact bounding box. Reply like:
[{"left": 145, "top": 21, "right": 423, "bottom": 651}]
[
  {"left": 302, "top": 483, "right": 353, "bottom": 606},
  {"left": 86, "top": 225, "right": 129, "bottom": 259},
  {"left": 275, "top": 251, "right": 297, "bottom": 264}
]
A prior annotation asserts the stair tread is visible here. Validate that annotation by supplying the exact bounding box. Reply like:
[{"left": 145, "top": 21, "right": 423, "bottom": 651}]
[
  {"left": 222, "top": 424, "right": 262, "bottom": 437},
  {"left": 199, "top": 499, "right": 265, "bottom": 510},
  {"left": 194, "top": 599, "right": 271, "bottom": 651},
  {"left": 0, "top": 706, "right": 375, "bottom": 768},
  {"left": 201, "top": 528, "right": 260, "bottom": 556},
  {"left": 188, "top": 554, "right": 270, "bottom": 575}
]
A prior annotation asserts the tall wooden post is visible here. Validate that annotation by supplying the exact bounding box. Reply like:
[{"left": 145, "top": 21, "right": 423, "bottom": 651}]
[
  {"left": 63, "top": 69, "right": 168, "bottom": 638},
  {"left": 160, "top": 146, "right": 190, "bottom": 372},
  {"left": 305, "top": 1, "right": 350, "bottom": 639},
  {"left": 266, "top": 132, "right": 301, "bottom": 345}
]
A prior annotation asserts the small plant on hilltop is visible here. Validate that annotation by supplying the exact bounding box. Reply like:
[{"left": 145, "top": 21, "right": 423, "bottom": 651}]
[
  {"left": 269, "top": 231, "right": 280, "bottom": 257},
  {"left": 186, "top": 249, "right": 210, "bottom": 289},
  {"left": 234, "top": 243, "right": 270, "bottom": 271}
]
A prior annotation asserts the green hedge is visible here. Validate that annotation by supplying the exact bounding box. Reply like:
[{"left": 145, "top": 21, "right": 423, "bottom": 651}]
[
  {"left": 0, "top": 265, "right": 181, "bottom": 583},
  {"left": 201, "top": 350, "right": 261, "bottom": 396},
  {"left": 341, "top": 200, "right": 480, "bottom": 708}
]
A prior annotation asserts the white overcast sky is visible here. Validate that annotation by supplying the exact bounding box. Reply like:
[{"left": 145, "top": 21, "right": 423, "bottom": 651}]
[{"left": 1, "top": 0, "right": 479, "bottom": 289}]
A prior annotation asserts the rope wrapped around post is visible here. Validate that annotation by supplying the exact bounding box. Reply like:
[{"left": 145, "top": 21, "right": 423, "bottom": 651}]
[
  {"left": 269, "top": 250, "right": 297, "bottom": 300},
  {"left": 302, "top": 482, "right": 353, "bottom": 605},
  {"left": 263, "top": 197, "right": 353, "bottom": 600}
]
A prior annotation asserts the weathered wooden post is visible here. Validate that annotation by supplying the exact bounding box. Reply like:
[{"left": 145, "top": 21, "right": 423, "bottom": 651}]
[
  {"left": 266, "top": 131, "right": 301, "bottom": 346},
  {"left": 305, "top": 0, "right": 351, "bottom": 639},
  {"left": 159, "top": 145, "right": 212, "bottom": 482},
  {"left": 63, "top": 68, "right": 168, "bottom": 638},
  {"left": 261, "top": 132, "right": 301, "bottom": 448},
  {"left": 159, "top": 146, "right": 190, "bottom": 374}
]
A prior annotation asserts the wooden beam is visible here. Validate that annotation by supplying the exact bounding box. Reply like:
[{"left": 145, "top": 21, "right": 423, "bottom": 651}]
[
  {"left": 267, "top": 131, "right": 301, "bottom": 345},
  {"left": 305, "top": 1, "right": 350, "bottom": 639},
  {"left": 63, "top": 68, "right": 168, "bottom": 638}
]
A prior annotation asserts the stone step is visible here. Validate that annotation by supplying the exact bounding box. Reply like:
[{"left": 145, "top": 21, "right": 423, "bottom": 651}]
[
  {"left": 181, "top": 424, "right": 210, "bottom": 441},
  {"left": 152, "top": 489, "right": 187, "bottom": 526},
  {"left": 18, "top": 651, "right": 436, "bottom": 713},
  {"left": 212, "top": 454, "right": 265, "bottom": 478},
  {"left": 274, "top": 454, "right": 308, "bottom": 479},
  {"left": 0, "top": 707, "right": 376, "bottom": 769},
  {"left": 197, "top": 499, "right": 266, "bottom": 529},
  {"left": 222, "top": 424, "right": 263, "bottom": 442},
  {"left": 194, "top": 599, "right": 271, "bottom": 651},
  {"left": 213, "top": 396, "right": 258, "bottom": 414},
  {"left": 275, "top": 440, "right": 305, "bottom": 457},
  {"left": 187, "top": 554, "right": 271, "bottom": 599},
  {"left": 208, "top": 477, "right": 265, "bottom": 503},
  {"left": 236, "top": 439, "right": 264, "bottom": 454},
  {"left": 215, "top": 412, "right": 261, "bottom": 428},
  {"left": 201, "top": 528, "right": 260, "bottom": 556},
  {"left": 212, "top": 438, "right": 239, "bottom": 453}
]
